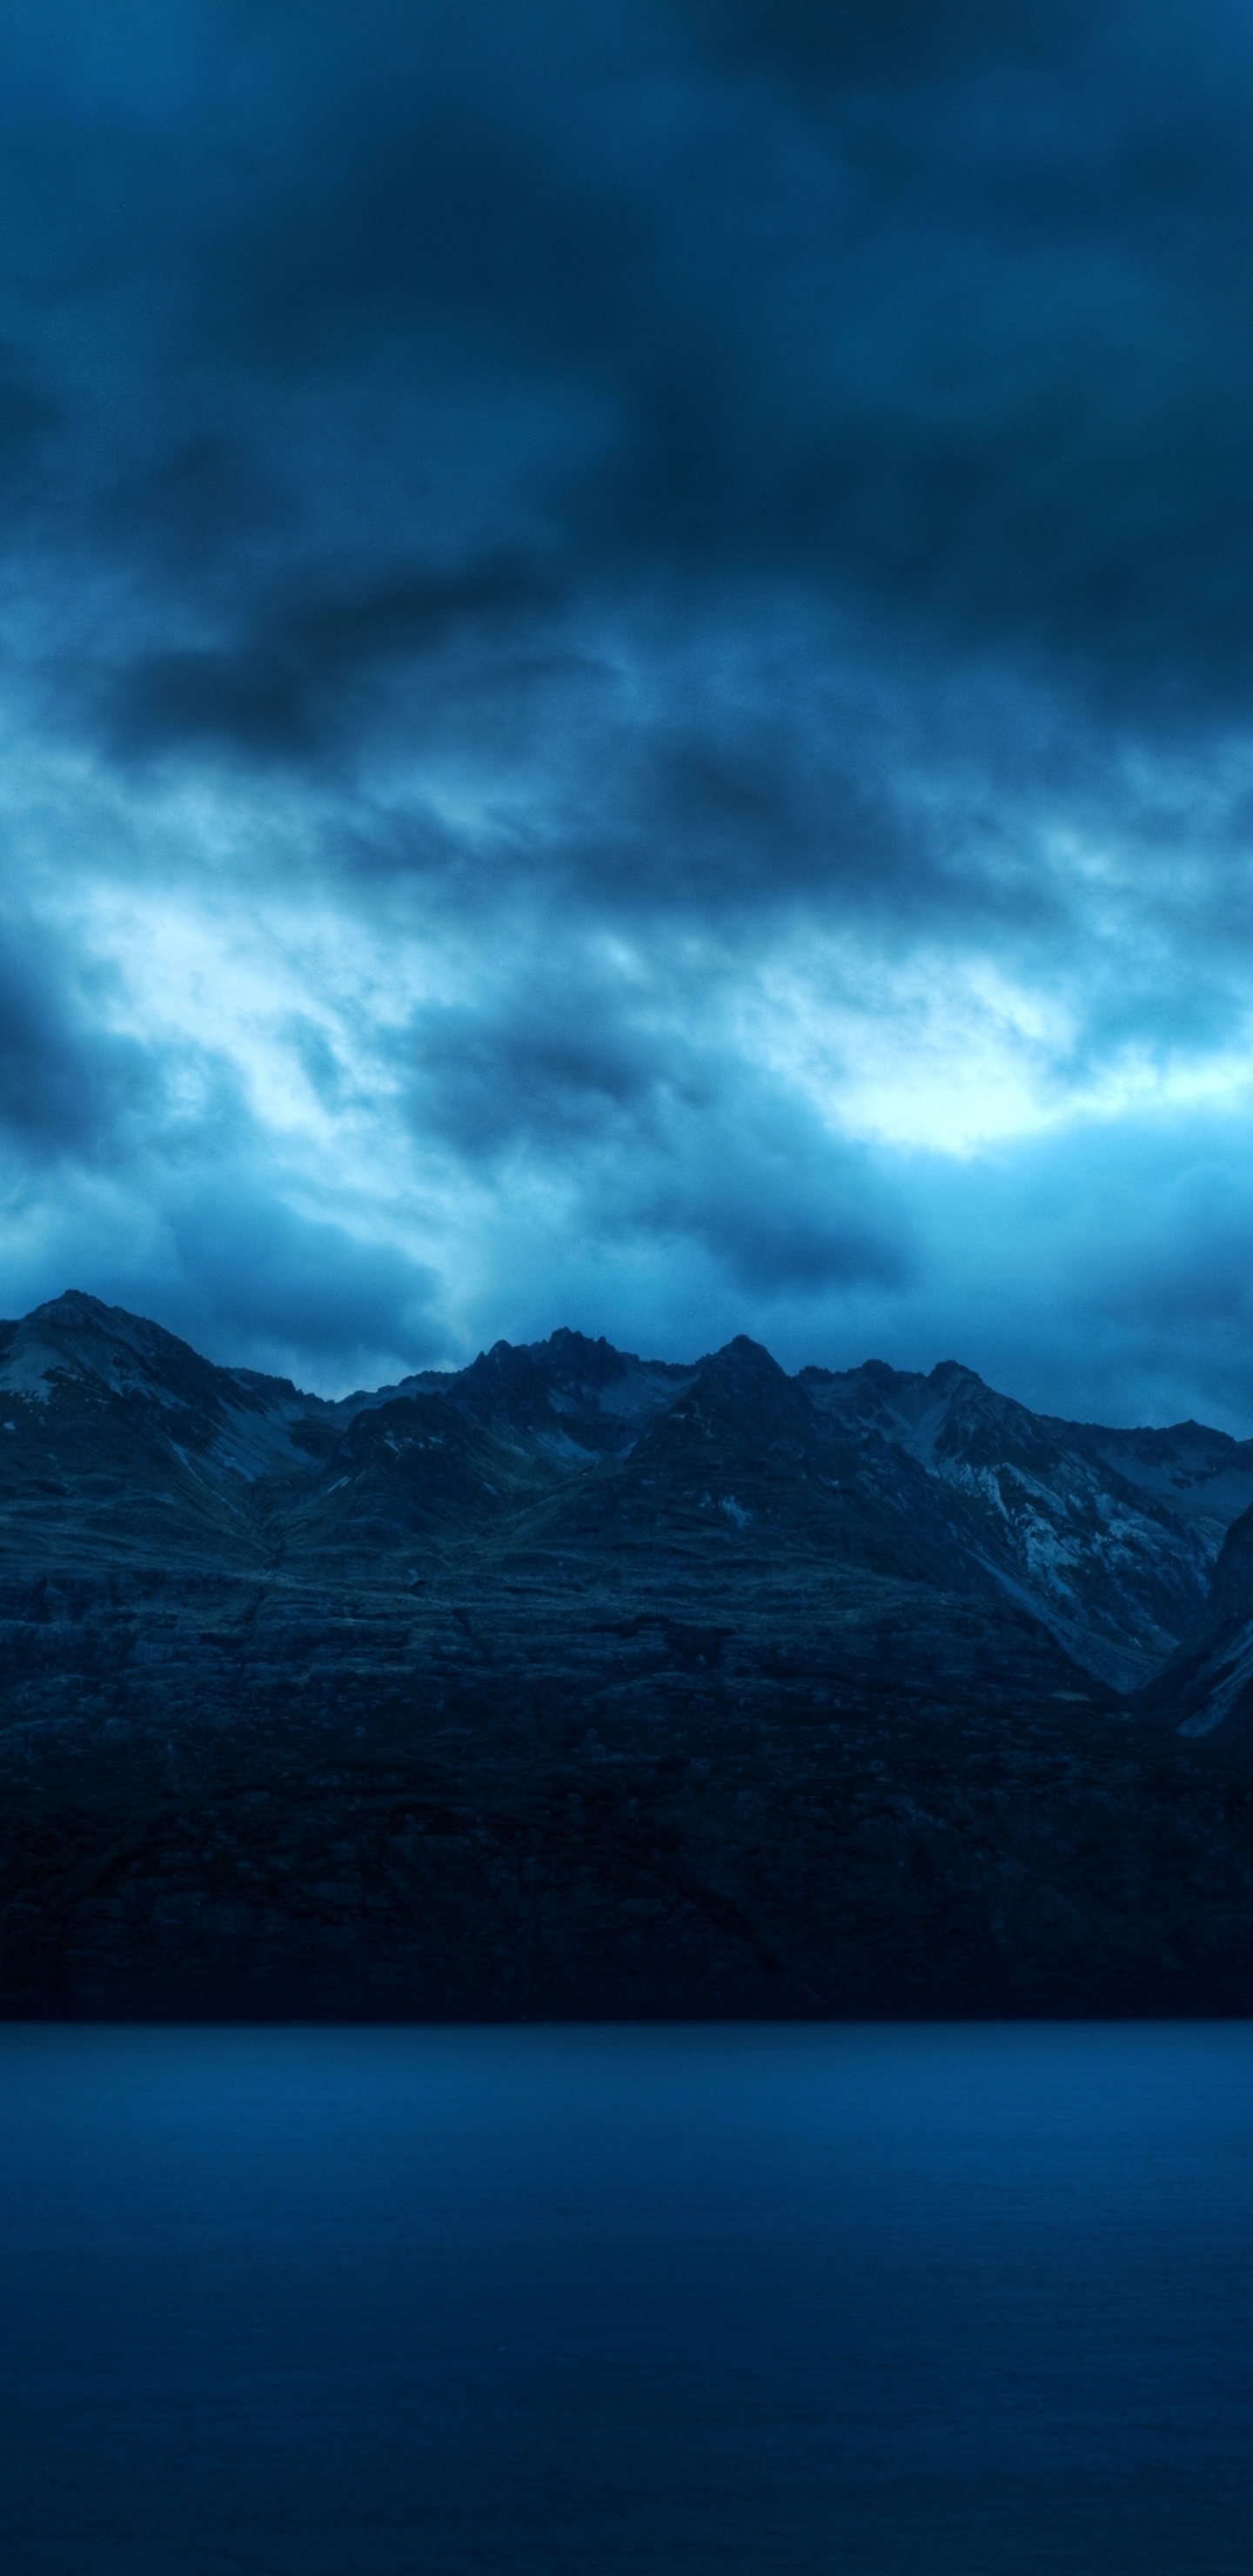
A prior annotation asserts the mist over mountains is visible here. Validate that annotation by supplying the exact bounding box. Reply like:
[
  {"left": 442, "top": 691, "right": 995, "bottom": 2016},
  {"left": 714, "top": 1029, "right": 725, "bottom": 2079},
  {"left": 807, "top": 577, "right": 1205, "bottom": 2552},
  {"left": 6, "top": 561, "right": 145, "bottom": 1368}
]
[{"left": 3, "top": 1290, "right": 1253, "bottom": 2020}]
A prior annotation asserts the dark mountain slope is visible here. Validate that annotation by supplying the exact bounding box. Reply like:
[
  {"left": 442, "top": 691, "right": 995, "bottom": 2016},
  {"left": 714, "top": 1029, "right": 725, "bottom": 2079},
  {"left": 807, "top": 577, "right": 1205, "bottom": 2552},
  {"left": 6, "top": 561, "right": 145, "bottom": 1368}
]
[
  {"left": 3, "top": 1293, "right": 1253, "bottom": 2018},
  {"left": 0, "top": 1291, "right": 325, "bottom": 1573},
  {"left": 533, "top": 1338, "right": 1040, "bottom": 1609},
  {"left": 1136, "top": 1502, "right": 1253, "bottom": 1747},
  {"left": 1, "top": 1297, "right": 1238, "bottom": 1690},
  {"left": 801, "top": 1358, "right": 1222, "bottom": 1687},
  {"left": 1068, "top": 1418, "right": 1253, "bottom": 1532}
]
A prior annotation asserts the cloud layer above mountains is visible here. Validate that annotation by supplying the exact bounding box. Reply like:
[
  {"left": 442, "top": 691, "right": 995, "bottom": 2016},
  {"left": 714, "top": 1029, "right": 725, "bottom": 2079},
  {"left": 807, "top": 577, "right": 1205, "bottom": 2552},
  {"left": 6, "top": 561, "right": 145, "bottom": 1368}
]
[{"left": 3, "top": 0, "right": 1253, "bottom": 1421}]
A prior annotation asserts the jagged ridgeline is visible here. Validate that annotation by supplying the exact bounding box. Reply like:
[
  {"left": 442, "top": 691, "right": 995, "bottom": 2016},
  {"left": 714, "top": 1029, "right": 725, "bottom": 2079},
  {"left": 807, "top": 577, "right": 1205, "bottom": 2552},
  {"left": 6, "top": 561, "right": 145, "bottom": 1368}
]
[{"left": 3, "top": 1291, "right": 1253, "bottom": 2019}]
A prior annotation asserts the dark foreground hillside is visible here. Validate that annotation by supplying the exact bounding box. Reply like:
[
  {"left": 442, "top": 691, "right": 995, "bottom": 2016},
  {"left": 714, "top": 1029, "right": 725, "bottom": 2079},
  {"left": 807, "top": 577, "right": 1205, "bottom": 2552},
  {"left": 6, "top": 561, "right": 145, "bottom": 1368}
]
[{"left": 3, "top": 1291, "right": 1253, "bottom": 2019}]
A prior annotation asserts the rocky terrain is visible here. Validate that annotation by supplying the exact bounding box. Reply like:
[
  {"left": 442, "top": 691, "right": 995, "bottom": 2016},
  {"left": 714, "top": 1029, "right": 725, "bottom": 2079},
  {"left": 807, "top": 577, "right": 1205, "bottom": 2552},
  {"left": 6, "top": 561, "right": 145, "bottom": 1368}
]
[
  {"left": 3, "top": 1290, "right": 1253, "bottom": 2019},
  {"left": 1138, "top": 1501, "right": 1253, "bottom": 1745}
]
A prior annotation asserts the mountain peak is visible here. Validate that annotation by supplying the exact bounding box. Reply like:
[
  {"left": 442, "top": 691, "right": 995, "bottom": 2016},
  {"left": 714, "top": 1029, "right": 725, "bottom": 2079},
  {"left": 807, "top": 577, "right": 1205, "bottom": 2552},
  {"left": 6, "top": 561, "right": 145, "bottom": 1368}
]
[
  {"left": 526, "top": 1327, "right": 629, "bottom": 1384},
  {"left": 689, "top": 1335, "right": 793, "bottom": 1395},
  {"left": 857, "top": 1358, "right": 915, "bottom": 1387},
  {"left": 928, "top": 1358, "right": 984, "bottom": 1389},
  {"left": 37, "top": 1289, "right": 114, "bottom": 1324},
  {"left": 712, "top": 1333, "right": 780, "bottom": 1366}
]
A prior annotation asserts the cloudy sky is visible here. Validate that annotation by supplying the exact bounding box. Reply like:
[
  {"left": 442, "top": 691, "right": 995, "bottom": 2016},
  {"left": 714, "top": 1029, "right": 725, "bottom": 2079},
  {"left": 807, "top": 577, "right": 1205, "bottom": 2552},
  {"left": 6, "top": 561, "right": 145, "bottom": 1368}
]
[{"left": 3, "top": 1, "right": 1253, "bottom": 1421}]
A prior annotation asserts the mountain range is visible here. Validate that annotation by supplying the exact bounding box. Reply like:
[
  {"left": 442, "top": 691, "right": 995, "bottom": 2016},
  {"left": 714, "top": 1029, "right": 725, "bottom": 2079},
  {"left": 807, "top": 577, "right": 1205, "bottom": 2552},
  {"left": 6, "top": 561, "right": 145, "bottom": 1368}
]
[{"left": 3, "top": 1290, "right": 1253, "bottom": 2019}]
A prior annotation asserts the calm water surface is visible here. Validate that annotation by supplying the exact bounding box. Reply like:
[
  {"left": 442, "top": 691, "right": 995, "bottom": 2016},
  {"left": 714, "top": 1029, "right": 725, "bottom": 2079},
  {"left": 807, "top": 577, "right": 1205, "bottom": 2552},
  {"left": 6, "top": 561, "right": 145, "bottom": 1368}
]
[{"left": 1, "top": 2023, "right": 1250, "bottom": 2574}]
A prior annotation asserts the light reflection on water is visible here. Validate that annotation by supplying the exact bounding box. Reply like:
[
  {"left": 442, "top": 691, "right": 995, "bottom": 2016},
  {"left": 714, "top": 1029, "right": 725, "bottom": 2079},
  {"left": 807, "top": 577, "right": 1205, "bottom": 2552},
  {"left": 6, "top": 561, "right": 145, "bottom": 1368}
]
[{"left": 1, "top": 2022, "right": 1251, "bottom": 2574}]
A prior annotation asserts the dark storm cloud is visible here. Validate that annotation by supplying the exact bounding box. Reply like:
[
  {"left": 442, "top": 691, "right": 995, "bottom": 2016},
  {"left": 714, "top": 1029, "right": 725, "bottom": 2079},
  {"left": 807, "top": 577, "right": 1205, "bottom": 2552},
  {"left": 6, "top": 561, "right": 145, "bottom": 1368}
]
[
  {"left": 105, "top": 553, "right": 557, "bottom": 761},
  {"left": 409, "top": 983, "right": 660, "bottom": 1159},
  {"left": 319, "top": 626, "right": 1066, "bottom": 950},
  {"left": 678, "top": 0, "right": 1096, "bottom": 88},
  {"left": 0, "top": 347, "right": 59, "bottom": 506},
  {"left": 0, "top": 923, "right": 151, "bottom": 1156},
  {"left": 398, "top": 709, "right": 932, "bottom": 922},
  {"left": 405, "top": 956, "right": 910, "bottom": 1294},
  {"left": 607, "top": 1107, "right": 911, "bottom": 1298},
  {"left": 12, "top": 0, "right": 1253, "bottom": 783},
  {"left": 93, "top": 433, "right": 292, "bottom": 580},
  {"left": 163, "top": 1181, "right": 441, "bottom": 1370}
]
